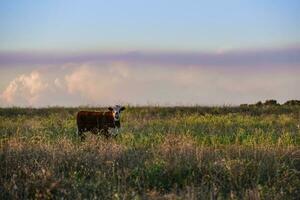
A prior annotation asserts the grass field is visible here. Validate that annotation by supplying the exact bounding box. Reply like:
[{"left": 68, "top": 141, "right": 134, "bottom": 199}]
[{"left": 0, "top": 106, "right": 300, "bottom": 199}]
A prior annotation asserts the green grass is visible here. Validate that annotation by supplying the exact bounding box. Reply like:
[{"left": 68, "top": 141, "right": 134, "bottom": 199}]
[{"left": 0, "top": 106, "right": 300, "bottom": 199}]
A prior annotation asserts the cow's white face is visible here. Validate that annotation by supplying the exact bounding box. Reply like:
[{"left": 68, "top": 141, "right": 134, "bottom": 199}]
[{"left": 108, "top": 105, "right": 125, "bottom": 122}]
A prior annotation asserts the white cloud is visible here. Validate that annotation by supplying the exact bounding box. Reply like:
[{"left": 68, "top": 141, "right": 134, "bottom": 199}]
[
  {"left": 1, "top": 71, "right": 48, "bottom": 106},
  {"left": 64, "top": 65, "right": 123, "bottom": 103}
]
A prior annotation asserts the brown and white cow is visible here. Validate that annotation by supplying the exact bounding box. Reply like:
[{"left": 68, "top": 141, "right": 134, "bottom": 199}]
[{"left": 76, "top": 105, "right": 125, "bottom": 139}]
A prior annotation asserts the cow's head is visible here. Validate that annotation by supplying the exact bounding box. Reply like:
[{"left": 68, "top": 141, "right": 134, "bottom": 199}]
[{"left": 108, "top": 105, "right": 125, "bottom": 128}]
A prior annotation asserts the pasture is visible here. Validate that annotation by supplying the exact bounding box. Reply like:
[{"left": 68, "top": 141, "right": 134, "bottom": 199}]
[{"left": 0, "top": 106, "right": 299, "bottom": 199}]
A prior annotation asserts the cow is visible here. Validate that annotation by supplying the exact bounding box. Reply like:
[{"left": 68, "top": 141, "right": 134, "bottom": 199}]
[{"left": 76, "top": 105, "right": 125, "bottom": 139}]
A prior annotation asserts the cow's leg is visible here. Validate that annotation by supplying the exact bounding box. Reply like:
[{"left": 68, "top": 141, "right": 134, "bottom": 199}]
[
  {"left": 109, "top": 128, "right": 119, "bottom": 138},
  {"left": 92, "top": 128, "right": 99, "bottom": 135},
  {"left": 77, "top": 127, "right": 85, "bottom": 141},
  {"left": 103, "top": 128, "right": 111, "bottom": 139},
  {"left": 76, "top": 127, "right": 80, "bottom": 136},
  {"left": 114, "top": 128, "right": 119, "bottom": 136},
  {"left": 80, "top": 132, "right": 86, "bottom": 141}
]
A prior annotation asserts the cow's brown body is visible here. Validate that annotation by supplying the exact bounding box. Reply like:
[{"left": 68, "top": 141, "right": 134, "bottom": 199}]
[{"left": 77, "top": 111, "right": 117, "bottom": 139}]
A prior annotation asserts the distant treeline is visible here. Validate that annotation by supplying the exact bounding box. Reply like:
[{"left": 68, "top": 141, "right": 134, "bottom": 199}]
[{"left": 240, "top": 99, "right": 300, "bottom": 107}]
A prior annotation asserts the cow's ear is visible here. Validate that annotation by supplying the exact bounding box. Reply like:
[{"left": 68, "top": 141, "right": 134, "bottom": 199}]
[
  {"left": 120, "top": 106, "right": 126, "bottom": 111},
  {"left": 108, "top": 107, "right": 113, "bottom": 111}
]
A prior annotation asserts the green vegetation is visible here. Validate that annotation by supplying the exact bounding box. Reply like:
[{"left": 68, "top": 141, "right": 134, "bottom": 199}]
[{"left": 0, "top": 106, "right": 300, "bottom": 199}]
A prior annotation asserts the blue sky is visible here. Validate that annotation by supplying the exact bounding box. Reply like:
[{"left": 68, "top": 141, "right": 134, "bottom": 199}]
[
  {"left": 1, "top": 0, "right": 300, "bottom": 51},
  {"left": 0, "top": 1, "right": 299, "bottom": 106}
]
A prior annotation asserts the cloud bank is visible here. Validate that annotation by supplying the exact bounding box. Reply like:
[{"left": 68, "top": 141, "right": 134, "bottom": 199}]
[{"left": 0, "top": 62, "right": 299, "bottom": 107}]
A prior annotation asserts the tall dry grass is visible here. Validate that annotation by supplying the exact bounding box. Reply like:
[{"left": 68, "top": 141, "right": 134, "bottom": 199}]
[{"left": 0, "top": 106, "right": 299, "bottom": 199}]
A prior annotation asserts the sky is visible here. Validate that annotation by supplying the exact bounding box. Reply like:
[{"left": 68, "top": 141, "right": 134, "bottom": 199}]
[{"left": 0, "top": 0, "right": 299, "bottom": 106}]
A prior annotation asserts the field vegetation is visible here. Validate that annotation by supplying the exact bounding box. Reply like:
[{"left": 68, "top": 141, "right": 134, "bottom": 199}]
[{"left": 0, "top": 105, "right": 300, "bottom": 199}]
